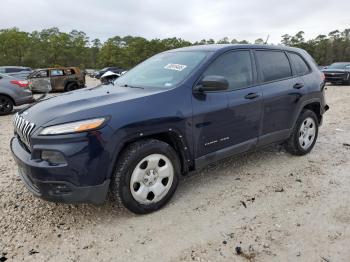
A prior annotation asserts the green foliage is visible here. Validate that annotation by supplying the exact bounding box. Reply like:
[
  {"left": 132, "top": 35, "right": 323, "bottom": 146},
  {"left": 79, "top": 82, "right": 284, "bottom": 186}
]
[
  {"left": 1, "top": 27, "right": 349, "bottom": 69},
  {"left": 280, "top": 29, "right": 350, "bottom": 65}
]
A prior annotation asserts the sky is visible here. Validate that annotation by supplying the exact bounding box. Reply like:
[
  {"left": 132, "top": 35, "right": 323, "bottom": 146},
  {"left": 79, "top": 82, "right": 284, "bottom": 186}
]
[{"left": 0, "top": 0, "right": 349, "bottom": 44}]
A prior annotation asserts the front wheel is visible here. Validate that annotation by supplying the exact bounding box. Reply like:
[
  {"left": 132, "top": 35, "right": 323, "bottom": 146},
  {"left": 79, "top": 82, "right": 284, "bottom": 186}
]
[
  {"left": 285, "top": 109, "right": 319, "bottom": 155},
  {"left": 110, "top": 139, "right": 180, "bottom": 214}
]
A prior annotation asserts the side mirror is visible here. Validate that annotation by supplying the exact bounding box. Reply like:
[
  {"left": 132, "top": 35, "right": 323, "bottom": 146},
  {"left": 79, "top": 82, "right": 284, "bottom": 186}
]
[{"left": 194, "top": 75, "right": 229, "bottom": 92}]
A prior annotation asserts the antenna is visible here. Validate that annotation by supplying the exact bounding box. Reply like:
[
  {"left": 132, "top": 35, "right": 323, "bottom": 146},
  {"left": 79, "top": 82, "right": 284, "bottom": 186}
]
[{"left": 264, "top": 34, "right": 270, "bottom": 44}]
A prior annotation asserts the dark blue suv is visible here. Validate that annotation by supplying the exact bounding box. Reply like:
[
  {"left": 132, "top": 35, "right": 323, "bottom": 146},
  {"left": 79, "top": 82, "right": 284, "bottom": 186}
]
[{"left": 11, "top": 44, "right": 328, "bottom": 214}]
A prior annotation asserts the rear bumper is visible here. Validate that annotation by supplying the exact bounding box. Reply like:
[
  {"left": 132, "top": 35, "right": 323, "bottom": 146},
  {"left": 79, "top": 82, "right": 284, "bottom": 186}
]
[
  {"left": 10, "top": 136, "right": 110, "bottom": 204},
  {"left": 14, "top": 92, "right": 34, "bottom": 106}
]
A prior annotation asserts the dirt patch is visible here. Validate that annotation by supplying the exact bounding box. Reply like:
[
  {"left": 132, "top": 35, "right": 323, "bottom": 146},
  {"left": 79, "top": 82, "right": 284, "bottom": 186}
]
[{"left": 1, "top": 82, "right": 350, "bottom": 261}]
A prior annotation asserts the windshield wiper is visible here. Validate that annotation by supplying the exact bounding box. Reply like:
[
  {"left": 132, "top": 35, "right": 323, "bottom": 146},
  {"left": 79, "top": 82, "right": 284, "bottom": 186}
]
[{"left": 122, "top": 84, "right": 144, "bottom": 89}]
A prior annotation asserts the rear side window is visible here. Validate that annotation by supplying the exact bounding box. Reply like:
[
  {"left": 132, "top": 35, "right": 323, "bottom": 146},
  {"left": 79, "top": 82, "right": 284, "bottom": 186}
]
[
  {"left": 50, "top": 69, "right": 64, "bottom": 76},
  {"left": 202, "top": 50, "right": 253, "bottom": 90},
  {"left": 256, "top": 51, "right": 292, "bottom": 82},
  {"left": 288, "top": 52, "right": 310, "bottom": 75},
  {"left": 6, "top": 68, "right": 22, "bottom": 73}
]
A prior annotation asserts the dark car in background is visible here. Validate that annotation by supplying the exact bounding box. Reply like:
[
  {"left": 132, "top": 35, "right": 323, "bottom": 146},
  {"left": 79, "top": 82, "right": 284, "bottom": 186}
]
[
  {"left": 322, "top": 62, "right": 350, "bottom": 85},
  {"left": 11, "top": 44, "right": 328, "bottom": 214},
  {"left": 94, "top": 67, "right": 124, "bottom": 79},
  {"left": 28, "top": 67, "right": 86, "bottom": 93},
  {"left": 0, "top": 73, "right": 33, "bottom": 115}
]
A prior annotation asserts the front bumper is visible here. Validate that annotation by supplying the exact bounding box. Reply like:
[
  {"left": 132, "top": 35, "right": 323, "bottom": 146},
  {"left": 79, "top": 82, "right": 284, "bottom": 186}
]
[
  {"left": 324, "top": 72, "right": 349, "bottom": 83},
  {"left": 10, "top": 136, "right": 110, "bottom": 204}
]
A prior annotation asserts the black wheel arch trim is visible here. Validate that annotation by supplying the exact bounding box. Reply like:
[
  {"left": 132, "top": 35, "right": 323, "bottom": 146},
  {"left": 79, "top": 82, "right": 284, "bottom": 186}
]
[
  {"left": 106, "top": 128, "right": 191, "bottom": 180},
  {"left": 291, "top": 98, "right": 325, "bottom": 128}
]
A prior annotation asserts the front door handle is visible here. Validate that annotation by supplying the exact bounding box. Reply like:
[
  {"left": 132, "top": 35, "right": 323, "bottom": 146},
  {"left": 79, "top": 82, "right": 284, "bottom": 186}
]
[
  {"left": 245, "top": 93, "right": 260, "bottom": 100},
  {"left": 293, "top": 83, "right": 304, "bottom": 89}
]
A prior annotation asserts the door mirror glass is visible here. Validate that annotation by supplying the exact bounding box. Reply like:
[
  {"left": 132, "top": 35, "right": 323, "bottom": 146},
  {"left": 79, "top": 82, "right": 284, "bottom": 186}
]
[{"left": 195, "top": 75, "right": 229, "bottom": 92}]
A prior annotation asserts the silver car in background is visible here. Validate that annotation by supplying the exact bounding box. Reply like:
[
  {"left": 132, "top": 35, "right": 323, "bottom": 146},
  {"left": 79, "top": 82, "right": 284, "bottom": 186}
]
[{"left": 0, "top": 73, "right": 34, "bottom": 115}]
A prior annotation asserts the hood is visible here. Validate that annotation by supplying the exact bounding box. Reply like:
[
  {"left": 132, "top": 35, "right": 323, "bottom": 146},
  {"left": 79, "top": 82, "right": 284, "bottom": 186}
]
[{"left": 20, "top": 84, "right": 164, "bottom": 128}]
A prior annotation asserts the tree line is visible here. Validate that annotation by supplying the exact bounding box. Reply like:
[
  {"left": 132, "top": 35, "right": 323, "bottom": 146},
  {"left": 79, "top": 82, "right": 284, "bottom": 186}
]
[{"left": 0, "top": 27, "right": 349, "bottom": 69}]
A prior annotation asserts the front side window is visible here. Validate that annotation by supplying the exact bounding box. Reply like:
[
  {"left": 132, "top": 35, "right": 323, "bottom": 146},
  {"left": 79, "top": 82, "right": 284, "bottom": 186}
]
[
  {"left": 115, "top": 51, "right": 208, "bottom": 89},
  {"left": 289, "top": 52, "right": 310, "bottom": 75},
  {"left": 256, "top": 51, "right": 292, "bottom": 82},
  {"left": 31, "top": 70, "right": 48, "bottom": 78},
  {"left": 202, "top": 50, "right": 253, "bottom": 90}
]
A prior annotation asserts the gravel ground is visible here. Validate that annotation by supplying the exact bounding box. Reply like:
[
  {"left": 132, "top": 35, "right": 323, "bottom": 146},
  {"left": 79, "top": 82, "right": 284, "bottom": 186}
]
[{"left": 0, "top": 81, "right": 349, "bottom": 261}]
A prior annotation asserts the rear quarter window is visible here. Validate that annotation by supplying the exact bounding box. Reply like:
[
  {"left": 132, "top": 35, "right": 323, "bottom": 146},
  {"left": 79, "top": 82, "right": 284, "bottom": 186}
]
[
  {"left": 256, "top": 50, "right": 292, "bottom": 83},
  {"left": 288, "top": 52, "right": 311, "bottom": 75}
]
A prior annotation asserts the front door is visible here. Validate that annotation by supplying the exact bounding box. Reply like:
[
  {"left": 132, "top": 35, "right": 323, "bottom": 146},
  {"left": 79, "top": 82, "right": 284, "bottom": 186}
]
[
  {"left": 192, "top": 50, "right": 262, "bottom": 162},
  {"left": 29, "top": 70, "right": 51, "bottom": 92}
]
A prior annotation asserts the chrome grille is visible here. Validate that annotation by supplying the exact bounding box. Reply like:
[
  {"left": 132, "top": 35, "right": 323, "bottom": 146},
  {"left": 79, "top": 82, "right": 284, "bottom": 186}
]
[{"left": 13, "top": 113, "right": 36, "bottom": 148}]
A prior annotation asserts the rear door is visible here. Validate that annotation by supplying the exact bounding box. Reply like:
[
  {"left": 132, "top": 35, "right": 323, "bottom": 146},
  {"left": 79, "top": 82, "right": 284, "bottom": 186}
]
[
  {"left": 50, "top": 69, "right": 66, "bottom": 91},
  {"left": 254, "top": 50, "right": 307, "bottom": 145},
  {"left": 192, "top": 50, "right": 262, "bottom": 160}
]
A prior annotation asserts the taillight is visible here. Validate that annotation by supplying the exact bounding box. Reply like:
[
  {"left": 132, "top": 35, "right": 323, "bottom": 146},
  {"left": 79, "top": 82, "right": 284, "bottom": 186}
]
[{"left": 10, "top": 80, "right": 29, "bottom": 88}]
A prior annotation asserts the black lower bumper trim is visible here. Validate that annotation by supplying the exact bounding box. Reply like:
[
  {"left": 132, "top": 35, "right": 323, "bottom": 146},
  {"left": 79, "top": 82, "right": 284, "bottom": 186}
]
[{"left": 18, "top": 167, "right": 110, "bottom": 204}]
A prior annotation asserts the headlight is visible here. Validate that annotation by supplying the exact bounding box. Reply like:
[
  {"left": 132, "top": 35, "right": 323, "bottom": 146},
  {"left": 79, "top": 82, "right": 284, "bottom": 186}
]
[{"left": 40, "top": 118, "right": 106, "bottom": 135}]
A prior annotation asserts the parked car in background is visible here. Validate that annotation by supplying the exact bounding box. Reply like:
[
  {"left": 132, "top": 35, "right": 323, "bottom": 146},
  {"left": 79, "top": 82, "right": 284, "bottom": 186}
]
[
  {"left": 0, "top": 66, "right": 32, "bottom": 78},
  {"left": 0, "top": 73, "right": 33, "bottom": 115},
  {"left": 28, "top": 67, "right": 86, "bottom": 93},
  {"left": 322, "top": 62, "right": 350, "bottom": 85},
  {"left": 95, "top": 67, "right": 124, "bottom": 79},
  {"left": 100, "top": 71, "right": 121, "bottom": 84},
  {"left": 0, "top": 66, "right": 32, "bottom": 75},
  {"left": 10, "top": 44, "right": 328, "bottom": 214},
  {"left": 85, "top": 69, "right": 97, "bottom": 77}
]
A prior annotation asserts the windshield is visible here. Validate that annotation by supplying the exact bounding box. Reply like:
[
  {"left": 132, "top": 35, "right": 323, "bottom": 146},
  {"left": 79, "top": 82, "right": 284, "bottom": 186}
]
[
  {"left": 328, "top": 63, "right": 350, "bottom": 69},
  {"left": 115, "top": 51, "right": 208, "bottom": 89}
]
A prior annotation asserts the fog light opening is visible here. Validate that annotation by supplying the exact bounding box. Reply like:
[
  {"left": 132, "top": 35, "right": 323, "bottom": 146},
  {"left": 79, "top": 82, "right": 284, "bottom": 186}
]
[{"left": 41, "top": 150, "right": 67, "bottom": 165}]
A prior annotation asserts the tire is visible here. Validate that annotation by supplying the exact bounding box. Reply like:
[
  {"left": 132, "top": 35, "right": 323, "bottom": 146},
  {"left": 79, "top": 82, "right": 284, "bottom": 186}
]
[
  {"left": 0, "top": 95, "right": 14, "bottom": 116},
  {"left": 65, "top": 82, "right": 78, "bottom": 92},
  {"left": 110, "top": 139, "right": 180, "bottom": 214},
  {"left": 285, "top": 109, "right": 319, "bottom": 156}
]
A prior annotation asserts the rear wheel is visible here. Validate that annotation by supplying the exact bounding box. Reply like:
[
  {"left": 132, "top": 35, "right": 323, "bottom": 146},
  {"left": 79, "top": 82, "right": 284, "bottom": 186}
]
[
  {"left": 110, "top": 139, "right": 180, "bottom": 214},
  {"left": 0, "top": 95, "right": 14, "bottom": 116},
  {"left": 285, "top": 109, "right": 318, "bottom": 155},
  {"left": 65, "top": 82, "right": 78, "bottom": 92}
]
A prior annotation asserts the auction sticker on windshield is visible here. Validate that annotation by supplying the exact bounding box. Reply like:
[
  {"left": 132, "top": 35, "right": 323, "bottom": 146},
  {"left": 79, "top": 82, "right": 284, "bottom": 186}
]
[{"left": 164, "top": 63, "right": 187, "bottom": 71}]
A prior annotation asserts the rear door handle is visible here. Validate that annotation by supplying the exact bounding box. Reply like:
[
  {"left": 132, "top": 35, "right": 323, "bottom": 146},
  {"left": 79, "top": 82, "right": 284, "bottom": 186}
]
[
  {"left": 245, "top": 93, "right": 260, "bottom": 100},
  {"left": 293, "top": 83, "right": 304, "bottom": 89}
]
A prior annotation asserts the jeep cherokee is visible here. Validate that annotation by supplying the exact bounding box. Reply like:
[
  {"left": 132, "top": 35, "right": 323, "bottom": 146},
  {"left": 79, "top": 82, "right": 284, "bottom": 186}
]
[{"left": 11, "top": 44, "right": 328, "bottom": 214}]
